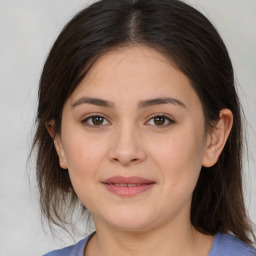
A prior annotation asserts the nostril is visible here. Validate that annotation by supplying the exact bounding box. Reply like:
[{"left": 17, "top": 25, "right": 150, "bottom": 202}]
[{"left": 112, "top": 157, "right": 139, "bottom": 165}]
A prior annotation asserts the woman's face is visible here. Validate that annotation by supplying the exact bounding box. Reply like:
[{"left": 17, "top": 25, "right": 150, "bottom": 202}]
[{"left": 54, "top": 45, "right": 212, "bottom": 232}]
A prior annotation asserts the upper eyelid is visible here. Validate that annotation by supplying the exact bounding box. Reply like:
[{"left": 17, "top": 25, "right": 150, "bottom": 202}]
[
  {"left": 81, "top": 115, "right": 111, "bottom": 128},
  {"left": 145, "top": 114, "right": 174, "bottom": 125},
  {"left": 82, "top": 113, "right": 111, "bottom": 121},
  {"left": 81, "top": 113, "right": 174, "bottom": 119},
  {"left": 148, "top": 113, "right": 174, "bottom": 119},
  {"left": 146, "top": 113, "right": 175, "bottom": 122}
]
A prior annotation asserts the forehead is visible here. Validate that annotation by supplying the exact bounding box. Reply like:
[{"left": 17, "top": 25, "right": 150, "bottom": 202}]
[{"left": 69, "top": 45, "right": 201, "bottom": 110}]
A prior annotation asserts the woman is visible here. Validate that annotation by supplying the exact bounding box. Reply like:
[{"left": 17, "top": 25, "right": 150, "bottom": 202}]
[{"left": 33, "top": 0, "right": 256, "bottom": 255}]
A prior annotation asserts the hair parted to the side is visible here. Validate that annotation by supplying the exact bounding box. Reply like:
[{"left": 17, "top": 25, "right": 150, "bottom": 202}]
[{"left": 32, "top": 0, "right": 255, "bottom": 244}]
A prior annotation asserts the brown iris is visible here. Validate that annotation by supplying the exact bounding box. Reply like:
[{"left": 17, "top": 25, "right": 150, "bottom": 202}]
[
  {"left": 153, "top": 116, "right": 166, "bottom": 125},
  {"left": 92, "top": 116, "right": 104, "bottom": 125}
]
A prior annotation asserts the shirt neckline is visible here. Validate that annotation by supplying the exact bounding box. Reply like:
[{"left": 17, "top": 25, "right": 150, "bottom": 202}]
[{"left": 82, "top": 231, "right": 220, "bottom": 255}]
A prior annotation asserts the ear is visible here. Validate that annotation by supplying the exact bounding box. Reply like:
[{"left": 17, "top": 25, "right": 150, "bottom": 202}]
[
  {"left": 45, "top": 120, "right": 68, "bottom": 169},
  {"left": 202, "top": 109, "right": 233, "bottom": 167},
  {"left": 45, "top": 119, "right": 56, "bottom": 138}
]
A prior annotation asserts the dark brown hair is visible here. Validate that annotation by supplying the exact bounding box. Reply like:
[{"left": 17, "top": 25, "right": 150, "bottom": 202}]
[{"left": 32, "top": 0, "right": 255, "bottom": 244}]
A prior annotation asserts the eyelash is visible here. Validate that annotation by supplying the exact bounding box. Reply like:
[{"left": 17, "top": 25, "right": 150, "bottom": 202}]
[
  {"left": 145, "top": 114, "right": 174, "bottom": 128},
  {"left": 81, "top": 114, "right": 175, "bottom": 128},
  {"left": 81, "top": 114, "right": 110, "bottom": 128}
]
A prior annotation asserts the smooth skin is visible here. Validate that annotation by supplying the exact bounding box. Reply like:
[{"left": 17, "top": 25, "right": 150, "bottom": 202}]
[{"left": 47, "top": 45, "right": 233, "bottom": 256}]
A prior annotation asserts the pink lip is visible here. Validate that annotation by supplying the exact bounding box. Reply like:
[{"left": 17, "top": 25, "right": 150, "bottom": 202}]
[{"left": 102, "top": 176, "right": 155, "bottom": 197}]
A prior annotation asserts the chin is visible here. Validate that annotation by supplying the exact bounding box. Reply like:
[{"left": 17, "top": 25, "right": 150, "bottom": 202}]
[{"left": 103, "top": 210, "right": 158, "bottom": 232}]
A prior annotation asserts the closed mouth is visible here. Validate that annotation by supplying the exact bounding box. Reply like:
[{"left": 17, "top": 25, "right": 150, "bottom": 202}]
[
  {"left": 104, "top": 183, "right": 153, "bottom": 187},
  {"left": 102, "top": 177, "right": 155, "bottom": 196}
]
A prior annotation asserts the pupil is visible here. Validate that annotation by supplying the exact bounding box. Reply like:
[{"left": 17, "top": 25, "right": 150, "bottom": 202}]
[
  {"left": 92, "top": 116, "right": 103, "bottom": 125},
  {"left": 154, "top": 116, "right": 165, "bottom": 125}
]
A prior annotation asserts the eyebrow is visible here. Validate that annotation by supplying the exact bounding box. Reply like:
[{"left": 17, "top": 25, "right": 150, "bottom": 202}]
[
  {"left": 72, "top": 97, "right": 114, "bottom": 108},
  {"left": 138, "top": 97, "right": 186, "bottom": 109},
  {"left": 71, "top": 97, "right": 186, "bottom": 109}
]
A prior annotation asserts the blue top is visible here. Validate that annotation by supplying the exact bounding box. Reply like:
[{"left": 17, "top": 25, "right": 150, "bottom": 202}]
[{"left": 43, "top": 232, "right": 256, "bottom": 256}]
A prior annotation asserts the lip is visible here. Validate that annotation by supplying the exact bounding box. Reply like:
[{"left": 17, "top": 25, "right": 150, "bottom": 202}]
[{"left": 102, "top": 176, "right": 156, "bottom": 197}]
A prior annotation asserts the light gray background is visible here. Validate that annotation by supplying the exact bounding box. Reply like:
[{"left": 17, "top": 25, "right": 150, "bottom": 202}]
[{"left": 0, "top": 0, "right": 255, "bottom": 255}]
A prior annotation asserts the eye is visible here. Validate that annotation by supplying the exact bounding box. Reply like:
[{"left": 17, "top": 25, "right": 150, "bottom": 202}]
[
  {"left": 146, "top": 115, "right": 174, "bottom": 127},
  {"left": 82, "top": 115, "right": 110, "bottom": 127}
]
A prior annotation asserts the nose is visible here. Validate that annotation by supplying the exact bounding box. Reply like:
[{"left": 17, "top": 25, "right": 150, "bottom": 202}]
[{"left": 109, "top": 124, "right": 147, "bottom": 166}]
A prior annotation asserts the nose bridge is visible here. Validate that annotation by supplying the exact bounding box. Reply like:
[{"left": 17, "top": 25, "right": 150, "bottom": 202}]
[{"left": 109, "top": 121, "right": 146, "bottom": 165}]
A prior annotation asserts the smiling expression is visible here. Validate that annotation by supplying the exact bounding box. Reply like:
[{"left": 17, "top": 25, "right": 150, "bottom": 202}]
[{"left": 53, "top": 45, "right": 212, "bottom": 231}]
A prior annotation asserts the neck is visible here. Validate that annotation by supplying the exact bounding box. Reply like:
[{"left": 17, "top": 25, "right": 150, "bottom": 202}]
[{"left": 85, "top": 218, "right": 213, "bottom": 256}]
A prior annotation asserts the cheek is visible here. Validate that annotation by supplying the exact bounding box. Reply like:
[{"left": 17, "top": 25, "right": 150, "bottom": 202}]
[
  {"left": 62, "top": 132, "right": 109, "bottom": 189},
  {"left": 148, "top": 128, "right": 205, "bottom": 193},
  {"left": 62, "top": 136, "right": 109, "bottom": 207},
  {"left": 149, "top": 135, "right": 204, "bottom": 214},
  {"left": 152, "top": 132, "right": 203, "bottom": 170}
]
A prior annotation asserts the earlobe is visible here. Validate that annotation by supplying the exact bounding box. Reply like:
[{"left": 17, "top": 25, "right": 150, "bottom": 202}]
[
  {"left": 45, "top": 120, "right": 68, "bottom": 169},
  {"left": 202, "top": 109, "right": 233, "bottom": 167}
]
